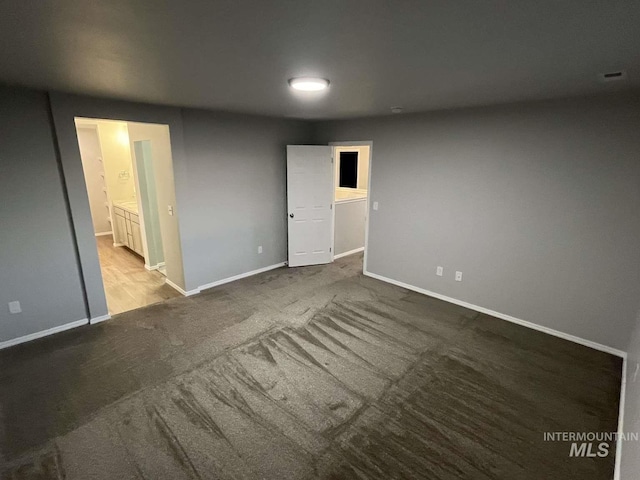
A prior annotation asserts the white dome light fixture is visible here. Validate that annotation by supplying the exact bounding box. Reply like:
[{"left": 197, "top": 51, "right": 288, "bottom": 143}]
[{"left": 288, "top": 77, "right": 330, "bottom": 91}]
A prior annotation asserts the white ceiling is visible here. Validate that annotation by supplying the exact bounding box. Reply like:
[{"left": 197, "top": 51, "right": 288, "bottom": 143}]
[{"left": 1, "top": 1, "right": 639, "bottom": 119}]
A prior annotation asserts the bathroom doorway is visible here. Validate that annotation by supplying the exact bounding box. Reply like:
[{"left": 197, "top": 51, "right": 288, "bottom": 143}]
[{"left": 75, "top": 118, "right": 181, "bottom": 315}]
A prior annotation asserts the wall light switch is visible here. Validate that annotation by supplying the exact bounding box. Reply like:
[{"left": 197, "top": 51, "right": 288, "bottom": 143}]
[
  {"left": 436, "top": 266, "right": 443, "bottom": 277},
  {"left": 258, "top": 246, "right": 263, "bottom": 254},
  {"left": 373, "top": 201, "right": 379, "bottom": 211},
  {"left": 633, "top": 363, "right": 640, "bottom": 383},
  {"left": 168, "top": 205, "right": 174, "bottom": 216},
  {"left": 455, "top": 271, "right": 463, "bottom": 282},
  {"left": 8, "top": 301, "right": 21, "bottom": 314}
]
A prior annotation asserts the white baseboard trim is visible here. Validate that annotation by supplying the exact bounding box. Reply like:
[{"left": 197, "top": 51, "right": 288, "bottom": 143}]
[
  {"left": 0, "top": 318, "right": 88, "bottom": 350},
  {"left": 363, "top": 270, "right": 627, "bottom": 358},
  {"left": 90, "top": 314, "right": 111, "bottom": 325},
  {"left": 145, "top": 262, "right": 165, "bottom": 272},
  {"left": 614, "top": 357, "right": 627, "bottom": 480},
  {"left": 165, "top": 261, "right": 286, "bottom": 297},
  {"left": 113, "top": 242, "right": 126, "bottom": 247},
  {"left": 334, "top": 247, "right": 365, "bottom": 260},
  {"left": 95, "top": 231, "right": 113, "bottom": 237},
  {"left": 197, "top": 262, "right": 287, "bottom": 293},
  {"left": 165, "top": 278, "right": 199, "bottom": 296}
]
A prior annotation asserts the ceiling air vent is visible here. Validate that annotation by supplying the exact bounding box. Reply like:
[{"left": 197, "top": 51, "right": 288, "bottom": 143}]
[{"left": 598, "top": 70, "right": 628, "bottom": 82}]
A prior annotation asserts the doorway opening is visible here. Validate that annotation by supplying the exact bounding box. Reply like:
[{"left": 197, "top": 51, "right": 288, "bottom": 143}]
[
  {"left": 75, "top": 117, "right": 181, "bottom": 315},
  {"left": 332, "top": 144, "right": 370, "bottom": 267}
]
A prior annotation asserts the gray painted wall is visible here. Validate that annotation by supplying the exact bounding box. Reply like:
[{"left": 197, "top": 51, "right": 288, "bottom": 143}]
[
  {"left": 0, "top": 87, "right": 87, "bottom": 343},
  {"left": 314, "top": 94, "right": 640, "bottom": 351},
  {"left": 335, "top": 200, "right": 366, "bottom": 256},
  {"left": 181, "top": 108, "right": 311, "bottom": 290},
  {"left": 622, "top": 307, "right": 640, "bottom": 478}
]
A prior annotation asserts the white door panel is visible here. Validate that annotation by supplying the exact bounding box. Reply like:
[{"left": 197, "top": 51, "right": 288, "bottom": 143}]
[{"left": 287, "top": 145, "right": 333, "bottom": 267}]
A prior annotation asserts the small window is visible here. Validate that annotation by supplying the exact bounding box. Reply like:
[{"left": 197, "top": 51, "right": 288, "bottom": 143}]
[{"left": 339, "top": 151, "right": 358, "bottom": 188}]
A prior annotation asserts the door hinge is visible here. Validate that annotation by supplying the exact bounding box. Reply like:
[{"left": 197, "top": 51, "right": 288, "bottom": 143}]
[
  {"left": 330, "top": 204, "right": 333, "bottom": 210},
  {"left": 330, "top": 248, "right": 332, "bottom": 252}
]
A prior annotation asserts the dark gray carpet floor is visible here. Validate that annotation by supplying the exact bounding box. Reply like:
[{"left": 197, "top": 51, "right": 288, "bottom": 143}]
[{"left": 0, "top": 254, "right": 622, "bottom": 479}]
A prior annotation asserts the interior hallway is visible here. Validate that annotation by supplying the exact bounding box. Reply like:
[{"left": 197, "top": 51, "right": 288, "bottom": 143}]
[
  {"left": 0, "top": 254, "right": 622, "bottom": 479},
  {"left": 96, "top": 235, "right": 180, "bottom": 315}
]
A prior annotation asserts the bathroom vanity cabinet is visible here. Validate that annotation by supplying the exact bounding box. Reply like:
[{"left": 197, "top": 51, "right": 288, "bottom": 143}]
[{"left": 113, "top": 203, "right": 144, "bottom": 256}]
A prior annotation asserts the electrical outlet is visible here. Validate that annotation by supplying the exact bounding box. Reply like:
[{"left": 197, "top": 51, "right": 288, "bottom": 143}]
[
  {"left": 258, "top": 246, "right": 263, "bottom": 254},
  {"left": 436, "top": 266, "right": 443, "bottom": 277},
  {"left": 455, "top": 271, "right": 463, "bottom": 282},
  {"left": 373, "top": 201, "right": 379, "bottom": 211},
  {"left": 8, "top": 301, "right": 21, "bottom": 314}
]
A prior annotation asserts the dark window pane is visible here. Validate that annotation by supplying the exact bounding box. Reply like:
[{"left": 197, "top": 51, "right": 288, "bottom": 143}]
[{"left": 339, "top": 152, "right": 358, "bottom": 188}]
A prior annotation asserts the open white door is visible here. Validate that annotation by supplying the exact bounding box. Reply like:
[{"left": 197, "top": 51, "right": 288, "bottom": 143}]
[{"left": 287, "top": 145, "right": 333, "bottom": 267}]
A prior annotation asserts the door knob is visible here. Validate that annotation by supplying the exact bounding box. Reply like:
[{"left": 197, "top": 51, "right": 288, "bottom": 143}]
[{"left": 289, "top": 213, "right": 294, "bottom": 218}]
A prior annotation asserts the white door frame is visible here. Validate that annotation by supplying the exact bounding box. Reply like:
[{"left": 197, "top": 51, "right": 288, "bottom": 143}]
[{"left": 329, "top": 141, "right": 373, "bottom": 272}]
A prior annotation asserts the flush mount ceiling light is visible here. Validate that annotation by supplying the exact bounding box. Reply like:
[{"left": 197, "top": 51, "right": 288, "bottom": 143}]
[{"left": 288, "top": 77, "right": 330, "bottom": 91}]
